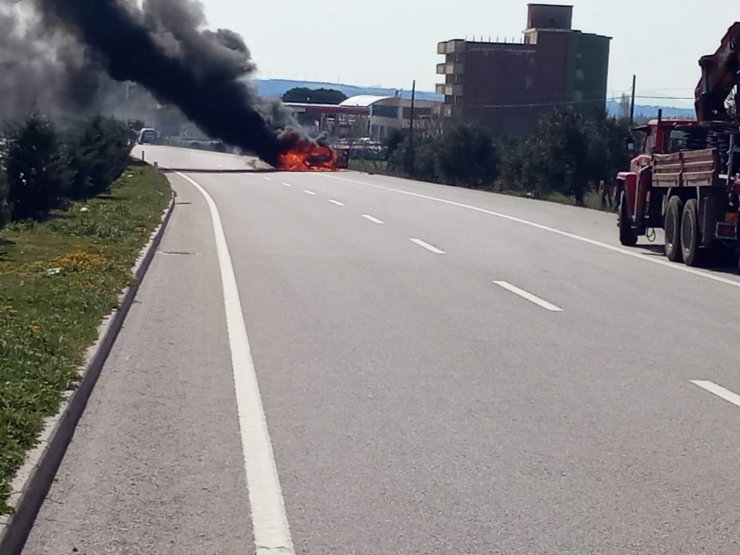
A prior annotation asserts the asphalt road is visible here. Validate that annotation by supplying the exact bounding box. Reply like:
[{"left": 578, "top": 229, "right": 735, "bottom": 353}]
[{"left": 23, "top": 146, "right": 740, "bottom": 554}]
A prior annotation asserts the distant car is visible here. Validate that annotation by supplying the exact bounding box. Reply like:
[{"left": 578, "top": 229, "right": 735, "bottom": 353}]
[{"left": 138, "top": 128, "right": 158, "bottom": 144}]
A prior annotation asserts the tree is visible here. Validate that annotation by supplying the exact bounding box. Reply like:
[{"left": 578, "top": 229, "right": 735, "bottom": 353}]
[
  {"left": 282, "top": 87, "right": 348, "bottom": 105},
  {"left": 530, "top": 109, "right": 592, "bottom": 204},
  {"left": 388, "top": 135, "right": 441, "bottom": 182},
  {"left": 5, "top": 114, "right": 70, "bottom": 220},
  {"left": 387, "top": 124, "right": 499, "bottom": 188},
  {"left": 585, "top": 114, "right": 631, "bottom": 187},
  {"left": 384, "top": 129, "right": 404, "bottom": 159},
  {"left": 499, "top": 108, "right": 631, "bottom": 206},
  {"left": 435, "top": 125, "right": 499, "bottom": 189},
  {"left": 499, "top": 136, "right": 535, "bottom": 192},
  {"left": 66, "top": 116, "right": 133, "bottom": 199},
  {"left": 0, "top": 167, "right": 8, "bottom": 229}
]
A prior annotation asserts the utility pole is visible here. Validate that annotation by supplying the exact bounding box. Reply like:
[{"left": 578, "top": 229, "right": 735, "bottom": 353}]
[
  {"left": 407, "top": 80, "right": 416, "bottom": 175},
  {"left": 630, "top": 74, "right": 637, "bottom": 126}
]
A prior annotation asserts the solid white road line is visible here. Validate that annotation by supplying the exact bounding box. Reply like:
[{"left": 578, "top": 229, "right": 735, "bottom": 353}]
[
  {"left": 177, "top": 173, "right": 294, "bottom": 554},
  {"left": 691, "top": 380, "right": 740, "bottom": 409},
  {"left": 321, "top": 174, "right": 740, "bottom": 290},
  {"left": 362, "top": 214, "right": 384, "bottom": 224},
  {"left": 410, "top": 238, "right": 445, "bottom": 255},
  {"left": 329, "top": 199, "right": 345, "bottom": 206},
  {"left": 303, "top": 189, "right": 317, "bottom": 196},
  {"left": 282, "top": 182, "right": 293, "bottom": 188},
  {"left": 493, "top": 281, "right": 563, "bottom": 312}
]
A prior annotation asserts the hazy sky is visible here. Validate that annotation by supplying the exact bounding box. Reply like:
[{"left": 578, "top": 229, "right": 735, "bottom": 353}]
[{"left": 203, "top": 0, "right": 733, "bottom": 107}]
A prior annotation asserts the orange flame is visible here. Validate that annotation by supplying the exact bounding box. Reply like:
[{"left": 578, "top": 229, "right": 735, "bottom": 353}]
[{"left": 278, "top": 138, "right": 338, "bottom": 172}]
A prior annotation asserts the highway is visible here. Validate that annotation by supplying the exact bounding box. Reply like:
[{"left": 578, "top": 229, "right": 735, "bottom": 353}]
[{"left": 23, "top": 146, "right": 740, "bottom": 554}]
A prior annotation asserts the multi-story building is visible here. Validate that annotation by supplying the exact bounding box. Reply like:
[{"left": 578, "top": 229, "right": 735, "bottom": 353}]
[{"left": 436, "top": 4, "right": 611, "bottom": 134}]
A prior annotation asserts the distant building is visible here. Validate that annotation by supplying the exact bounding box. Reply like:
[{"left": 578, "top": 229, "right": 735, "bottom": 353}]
[
  {"left": 284, "top": 94, "right": 442, "bottom": 141},
  {"left": 340, "top": 95, "right": 441, "bottom": 140},
  {"left": 436, "top": 3, "right": 611, "bottom": 134}
]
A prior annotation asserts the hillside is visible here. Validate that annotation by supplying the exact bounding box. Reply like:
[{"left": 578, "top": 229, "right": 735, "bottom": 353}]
[
  {"left": 605, "top": 100, "right": 695, "bottom": 119},
  {"left": 253, "top": 79, "right": 442, "bottom": 102}
]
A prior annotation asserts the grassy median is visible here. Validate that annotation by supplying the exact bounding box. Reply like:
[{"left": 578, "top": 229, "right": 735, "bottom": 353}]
[{"left": 0, "top": 162, "right": 171, "bottom": 514}]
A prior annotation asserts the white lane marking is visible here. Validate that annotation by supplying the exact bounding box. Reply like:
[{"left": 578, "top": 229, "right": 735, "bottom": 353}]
[
  {"left": 263, "top": 176, "right": 273, "bottom": 182},
  {"left": 691, "top": 380, "right": 740, "bottom": 409},
  {"left": 410, "top": 238, "right": 445, "bottom": 255},
  {"left": 282, "top": 182, "right": 293, "bottom": 188},
  {"left": 362, "top": 214, "right": 384, "bottom": 224},
  {"left": 321, "top": 174, "right": 740, "bottom": 290},
  {"left": 329, "top": 199, "right": 345, "bottom": 207},
  {"left": 493, "top": 281, "right": 563, "bottom": 312},
  {"left": 303, "top": 189, "right": 317, "bottom": 196},
  {"left": 177, "top": 172, "right": 294, "bottom": 554}
]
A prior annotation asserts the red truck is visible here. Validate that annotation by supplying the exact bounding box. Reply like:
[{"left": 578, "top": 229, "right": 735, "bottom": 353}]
[{"left": 617, "top": 23, "right": 740, "bottom": 269}]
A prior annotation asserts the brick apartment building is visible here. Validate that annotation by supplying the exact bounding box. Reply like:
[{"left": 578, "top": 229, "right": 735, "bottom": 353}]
[{"left": 436, "top": 4, "right": 611, "bottom": 134}]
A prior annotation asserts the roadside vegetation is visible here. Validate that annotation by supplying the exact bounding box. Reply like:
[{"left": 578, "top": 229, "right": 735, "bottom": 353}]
[
  {"left": 0, "top": 114, "right": 171, "bottom": 513},
  {"left": 355, "top": 108, "right": 632, "bottom": 209}
]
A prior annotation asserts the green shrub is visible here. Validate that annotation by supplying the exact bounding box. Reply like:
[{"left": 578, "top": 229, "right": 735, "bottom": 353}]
[
  {"left": 0, "top": 168, "right": 9, "bottom": 230},
  {"left": 5, "top": 114, "right": 71, "bottom": 220},
  {"left": 436, "top": 125, "right": 499, "bottom": 189},
  {"left": 388, "top": 124, "right": 499, "bottom": 189},
  {"left": 66, "top": 117, "right": 133, "bottom": 199}
]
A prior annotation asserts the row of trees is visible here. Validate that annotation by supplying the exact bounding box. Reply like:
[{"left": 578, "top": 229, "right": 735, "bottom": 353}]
[
  {"left": 0, "top": 115, "right": 133, "bottom": 229},
  {"left": 383, "top": 108, "right": 632, "bottom": 207}
]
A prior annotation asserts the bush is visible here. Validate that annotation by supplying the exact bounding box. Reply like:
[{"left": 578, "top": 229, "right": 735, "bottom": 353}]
[
  {"left": 388, "top": 124, "right": 499, "bottom": 189},
  {"left": 66, "top": 117, "right": 133, "bottom": 199},
  {"left": 0, "top": 177, "right": 8, "bottom": 230},
  {"left": 5, "top": 114, "right": 71, "bottom": 220},
  {"left": 436, "top": 125, "right": 499, "bottom": 189},
  {"left": 384, "top": 129, "right": 405, "bottom": 160},
  {"left": 499, "top": 109, "right": 630, "bottom": 206},
  {"left": 0, "top": 158, "right": 9, "bottom": 229}
]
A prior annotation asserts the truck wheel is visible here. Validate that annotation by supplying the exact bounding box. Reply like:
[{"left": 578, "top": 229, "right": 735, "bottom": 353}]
[
  {"left": 619, "top": 192, "right": 638, "bottom": 246},
  {"left": 681, "top": 198, "right": 701, "bottom": 266},
  {"left": 665, "top": 195, "right": 683, "bottom": 262}
]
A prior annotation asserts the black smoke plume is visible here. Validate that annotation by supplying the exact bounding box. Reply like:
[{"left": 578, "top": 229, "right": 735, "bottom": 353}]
[
  {"left": 25, "top": 0, "right": 297, "bottom": 166},
  {"left": 0, "top": 1, "right": 115, "bottom": 120}
]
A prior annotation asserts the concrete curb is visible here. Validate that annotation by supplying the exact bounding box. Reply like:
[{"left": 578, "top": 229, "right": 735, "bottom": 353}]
[{"left": 0, "top": 182, "right": 177, "bottom": 555}]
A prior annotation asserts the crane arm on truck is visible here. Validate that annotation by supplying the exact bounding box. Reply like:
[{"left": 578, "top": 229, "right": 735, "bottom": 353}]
[{"left": 695, "top": 22, "right": 740, "bottom": 123}]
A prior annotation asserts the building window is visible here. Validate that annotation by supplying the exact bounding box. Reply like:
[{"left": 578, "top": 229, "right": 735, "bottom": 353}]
[{"left": 372, "top": 105, "right": 398, "bottom": 118}]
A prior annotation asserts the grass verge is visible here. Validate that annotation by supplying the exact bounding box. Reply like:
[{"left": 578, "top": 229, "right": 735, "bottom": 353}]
[
  {"left": 348, "top": 159, "right": 389, "bottom": 173},
  {"left": 0, "top": 162, "right": 171, "bottom": 514}
]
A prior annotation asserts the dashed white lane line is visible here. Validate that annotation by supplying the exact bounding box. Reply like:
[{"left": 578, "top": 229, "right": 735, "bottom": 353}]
[
  {"left": 493, "top": 281, "right": 563, "bottom": 312},
  {"left": 362, "top": 214, "right": 384, "bottom": 224},
  {"left": 691, "top": 380, "right": 740, "bottom": 409},
  {"left": 320, "top": 174, "right": 740, "bottom": 290},
  {"left": 303, "top": 189, "right": 317, "bottom": 196},
  {"left": 410, "top": 238, "right": 445, "bottom": 255},
  {"left": 263, "top": 176, "right": 273, "bottom": 182},
  {"left": 329, "top": 199, "right": 345, "bottom": 206},
  {"left": 282, "top": 182, "right": 292, "bottom": 187},
  {"left": 176, "top": 172, "right": 295, "bottom": 554}
]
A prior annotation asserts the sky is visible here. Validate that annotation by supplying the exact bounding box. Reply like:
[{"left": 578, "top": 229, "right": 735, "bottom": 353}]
[{"left": 202, "top": 0, "right": 734, "bottom": 108}]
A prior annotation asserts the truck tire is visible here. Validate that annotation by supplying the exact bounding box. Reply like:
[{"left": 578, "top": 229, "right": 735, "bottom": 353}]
[
  {"left": 665, "top": 195, "right": 683, "bottom": 262},
  {"left": 681, "top": 198, "right": 701, "bottom": 266},
  {"left": 619, "top": 192, "right": 638, "bottom": 246}
]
